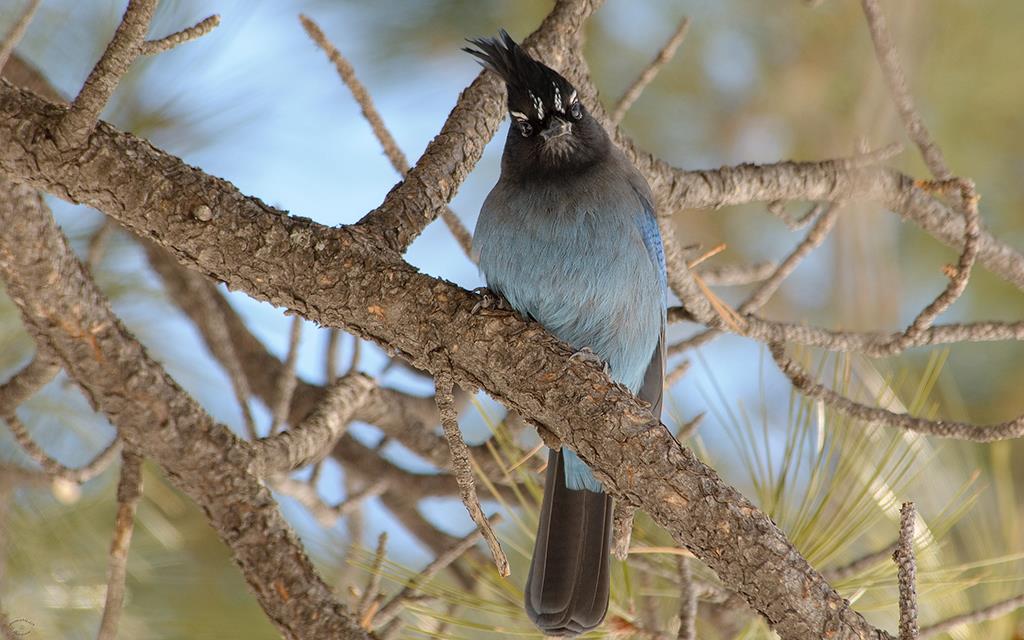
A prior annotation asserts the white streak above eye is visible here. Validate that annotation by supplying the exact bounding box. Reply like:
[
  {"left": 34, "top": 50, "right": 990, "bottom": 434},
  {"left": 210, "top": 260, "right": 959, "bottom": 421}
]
[
  {"left": 529, "top": 91, "right": 544, "bottom": 120},
  {"left": 569, "top": 90, "right": 577, "bottom": 105},
  {"left": 510, "top": 111, "right": 528, "bottom": 120}
]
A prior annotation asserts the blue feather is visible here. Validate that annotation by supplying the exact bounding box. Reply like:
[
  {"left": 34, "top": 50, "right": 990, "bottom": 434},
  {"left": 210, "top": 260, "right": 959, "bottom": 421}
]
[{"left": 475, "top": 150, "right": 665, "bottom": 492}]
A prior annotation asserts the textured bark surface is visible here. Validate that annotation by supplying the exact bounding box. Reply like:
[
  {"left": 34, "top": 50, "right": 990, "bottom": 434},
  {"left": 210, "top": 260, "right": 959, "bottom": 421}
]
[
  {"left": 0, "top": 82, "right": 893, "bottom": 639},
  {"left": 0, "top": 177, "right": 370, "bottom": 640}
]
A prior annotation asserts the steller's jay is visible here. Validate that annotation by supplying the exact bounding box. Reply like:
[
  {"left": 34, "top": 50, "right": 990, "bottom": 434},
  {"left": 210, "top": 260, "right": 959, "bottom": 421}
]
[{"left": 465, "top": 32, "right": 667, "bottom": 636}]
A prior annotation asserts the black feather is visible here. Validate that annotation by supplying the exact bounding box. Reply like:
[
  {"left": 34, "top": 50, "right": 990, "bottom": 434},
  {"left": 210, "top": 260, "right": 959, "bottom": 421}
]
[{"left": 464, "top": 30, "right": 577, "bottom": 124}]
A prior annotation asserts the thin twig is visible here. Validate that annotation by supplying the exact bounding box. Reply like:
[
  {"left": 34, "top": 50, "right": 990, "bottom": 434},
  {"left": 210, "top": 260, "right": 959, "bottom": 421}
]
[
  {"left": 677, "top": 556, "right": 697, "bottom": 640},
  {"left": 274, "top": 476, "right": 388, "bottom": 528},
  {"left": 860, "top": 0, "right": 951, "bottom": 180},
  {"left": 252, "top": 373, "right": 375, "bottom": 477},
  {"left": 0, "top": 354, "right": 58, "bottom": 415},
  {"left": 86, "top": 219, "right": 115, "bottom": 269},
  {"left": 4, "top": 414, "right": 121, "bottom": 483},
  {"left": 55, "top": 0, "right": 158, "bottom": 147},
  {"left": 823, "top": 542, "right": 897, "bottom": 582},
  {"left": 269, "top": 315, "right": 303, "bottom": 434},
  {"left": 919, "top": 593, "right": 1024, "bottom": 639},
  {"left": 676, "top": 412, "right": 704, "bottom": 440},
  {"left": 894, "top": 502, "right": 918, "bottom": 640},
  {"left": 664, "top": 358, "right": 691, "bottom": 387},
  {"left": 299, "top": 14, "right": 474, "bottom": 257},
  {"left": 697, "top": 261, "right": 777, "bottom": 287},
  {"left": 140, "top": 14, "right": 220, "bottom": 56},
  {"left": 612, "top": 502, "right": 636, "bottom": 560},
  {"left": 372, "top": 513, "right": 503, "bottom": 627},
  {"left": 769, "top": 343, "right": 1024, "bottom": 441},
  {"left": 433, "top": 371, "right": 509, "bottom": 577},
  {"left": 325, "top": 328, "right": 341, "bottom": 384},
  {"left": 357, "top": 532, "right": 388, "bottom": 623},
  {"left": 97, "top": 451, "right": 143, "bottom": 640},
  {"left": 611, "top": 17, "right": 690, "bottom": 124},
  {"left": 193, "top": 283, "right": 260, "bottom": 439},
  {"left": 0, "top": 0, "right": 42, "bottom": 74},
  {"left": 670, "top": 203, "right": 840, "bottom": 355}
]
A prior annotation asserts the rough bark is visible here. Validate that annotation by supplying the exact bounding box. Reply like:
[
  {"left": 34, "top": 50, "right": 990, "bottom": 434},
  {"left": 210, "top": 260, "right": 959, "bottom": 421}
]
[{"left": 0, "top": 82, "right": 892, "bottom": 640}]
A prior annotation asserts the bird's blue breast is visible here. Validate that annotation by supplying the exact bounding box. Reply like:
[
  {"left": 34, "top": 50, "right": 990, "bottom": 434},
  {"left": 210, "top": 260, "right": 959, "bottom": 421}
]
[{"left": 474, "top": 163, "right": 664, "bottom": 490}]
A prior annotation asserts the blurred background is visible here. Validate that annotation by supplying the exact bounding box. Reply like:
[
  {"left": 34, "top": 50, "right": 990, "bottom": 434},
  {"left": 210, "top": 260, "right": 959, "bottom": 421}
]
[{"left": 2, "top": 0, "right": 1024, "bottom": 638}]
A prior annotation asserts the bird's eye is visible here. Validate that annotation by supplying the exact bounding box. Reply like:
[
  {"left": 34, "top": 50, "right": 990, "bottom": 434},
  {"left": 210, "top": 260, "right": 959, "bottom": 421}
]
[
  {"left": 569, "top": 100, "right": 582, "bottom": 120},
  {"left": 517, "top": 120, "right": 533, "bottom": 137}
]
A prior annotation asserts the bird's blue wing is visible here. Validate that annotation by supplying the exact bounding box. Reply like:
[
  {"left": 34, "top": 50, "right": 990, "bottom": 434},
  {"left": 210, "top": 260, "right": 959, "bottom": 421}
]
[
  {"left": 632, "top": 185, "right": 667, "bottom": 422},
  {"left": 634, "top": 189, "right": 668, "bottom": 294}
]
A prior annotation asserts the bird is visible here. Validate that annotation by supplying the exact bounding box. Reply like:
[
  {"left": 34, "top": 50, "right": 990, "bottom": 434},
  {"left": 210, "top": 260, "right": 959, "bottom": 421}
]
[{"left": 465, "top": 31, "right": 667, "bottom": 636}]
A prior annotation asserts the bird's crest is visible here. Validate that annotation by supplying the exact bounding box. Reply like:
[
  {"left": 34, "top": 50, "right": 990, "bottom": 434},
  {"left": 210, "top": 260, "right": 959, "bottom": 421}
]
[{"left": 464, "top": 30, "right": 577, "bottom": 122}]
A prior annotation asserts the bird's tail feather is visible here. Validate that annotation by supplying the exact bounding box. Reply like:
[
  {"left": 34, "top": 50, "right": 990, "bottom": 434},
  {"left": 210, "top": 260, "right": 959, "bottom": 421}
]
[{"left": 525, "top": 448, "right": 613, "bottom": 636}]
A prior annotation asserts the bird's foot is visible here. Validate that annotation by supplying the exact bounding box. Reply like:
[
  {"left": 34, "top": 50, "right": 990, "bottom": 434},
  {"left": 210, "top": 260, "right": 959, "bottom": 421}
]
[
  {"left": 570, "top": 347, "right": 611, "bottom": 376},
  {"left": 470, "top": 287, "right": 511, "bottom": 314}
]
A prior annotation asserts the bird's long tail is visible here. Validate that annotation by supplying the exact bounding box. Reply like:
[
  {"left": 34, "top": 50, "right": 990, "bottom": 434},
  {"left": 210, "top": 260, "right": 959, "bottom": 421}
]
[{"left": 525, "top": 448, "right": 613, "bottom": 636}]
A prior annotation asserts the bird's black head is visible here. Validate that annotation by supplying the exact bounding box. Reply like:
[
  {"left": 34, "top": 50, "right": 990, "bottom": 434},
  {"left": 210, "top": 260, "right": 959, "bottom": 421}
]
[{"left": 465, "top": 30, "right": 609, "bottom": 177}]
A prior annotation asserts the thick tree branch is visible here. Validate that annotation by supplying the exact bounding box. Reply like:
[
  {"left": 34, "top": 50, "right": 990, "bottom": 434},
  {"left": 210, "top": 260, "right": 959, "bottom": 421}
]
[
  {"left": 0, "top": 177, "right": 369, "bottom": 640},
  {"left": 0, "top": 85, "right": 892, "bottom": 640}
]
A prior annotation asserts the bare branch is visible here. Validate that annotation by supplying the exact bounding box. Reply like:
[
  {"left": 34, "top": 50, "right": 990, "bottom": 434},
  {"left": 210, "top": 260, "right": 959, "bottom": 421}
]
[
  {"left": 919, "top": 593, "right": 1024, "bottom": 639},
  {"left": 860, "top": 0, "right": 950, "bottom": 179},
  {"left": 0, "top": 354, "right": 58, "bottom": 416},
  {"left": 356, "top": 532, "right": 388, "bottom": 623},
  {"left": 894, "top": 502, "right": 918, "bottom": 640},
  {"left": 4, "top": 413, "right": 121, "bottom": 483},
  {"left": 274, "top": 476, "right": 388, "bottom": 528},
  {"left": 299, "top": 15, "right": 474, "bottom": 257},
  {"left": 823, "top": 542, "right": 896, "bottom": 583},
  {"left": 769, "top": 343, "right": 1024, "bottom": 440},
  {"left": 325, "top": 328, "right": 342, "bottom": 384},
  {"left": 97, "top": 451, "right": 143, "bottom": 640},
  {"left": 677, "top": 556, "right": 697, "bottom": 640},
  {"left": 612, "top": 502, "right": 636, "bottom": 560},
  {"left": 611, "top": 17, "right": 690, "bottom": 124},
  {"left": 696, "top": 261, "right": 776, "bottom": 286},
  {"left": 0, "top": 178, "right": 370, "bottom": 639},
  {"left": 670, "top": 203, "right": 840, "bottom": 356},
  {"left": 0, "top": 0, "right": 41, "bottom": 73},
  {"left": 434, "top": 371, "right": 509, "bottom": 577},
  {"left": 86, "top": 219, "right": 114, "bottom": 269},
  {"left": 373, "top": 513, "right": 504, "bottom": 627},
  {"left": 140, "top": 14, "right": 220, "bottom": 56},
  {"left": 55, "top": 0, "right": 158, "bottom": 147},
  {"left": 252, "top": 373, "right": 375, "bottom": 477},
  {"left": 269, "top": 315, "right": 303, "bottom": 435}
]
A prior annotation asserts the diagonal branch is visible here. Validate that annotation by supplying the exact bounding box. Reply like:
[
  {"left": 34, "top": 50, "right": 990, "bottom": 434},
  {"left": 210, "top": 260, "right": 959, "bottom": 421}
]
[
  {"left": 300, "top": 15, "right": 474, "bottom": 257},
  {"left": 54, "top": 0, "right": 158, "bottom": 147},
  {"left": 860, "top": 0, "right": 950, "bottom": 180},
  {"left": 353, "top": 0, "right": 604, "bottom": 253},
  {"left": 252, "top": 372, "right": 375, "bottom": 477},
  {"left": 96, "top": 451, "right": 143, "bottom": 640},
  {"left": 611, "top": 16, "right": 690, "bottom": 125},
  {"left": 0, "top": 177, "right": 370, "bottom": 640},
  {"left": 140, "top": 14, "right": 220, "bottom": 56},
  {"left": 0, "top": 87, "right": 894, "bottom": 640},
  {"left": 0, "top": 0, "right": 42, "bottom": 74},
  {"left": 769, "top": 342, "right": 1024, "bottom": 440}
]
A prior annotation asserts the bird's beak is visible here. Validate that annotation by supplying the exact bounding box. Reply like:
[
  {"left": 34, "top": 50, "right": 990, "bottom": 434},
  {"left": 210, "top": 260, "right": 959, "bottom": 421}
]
[{"left": 540, "top": 117, "right": 572, "bottom": 141}]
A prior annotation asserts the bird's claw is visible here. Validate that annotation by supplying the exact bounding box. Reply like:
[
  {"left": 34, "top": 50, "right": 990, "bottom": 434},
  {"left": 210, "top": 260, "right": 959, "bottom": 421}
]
[
  {"left": 570, "top": 347, "right": 610, "bottom": 376},
  {"left": 471, "top": 287, "right": 510, "bottom": 314}
]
